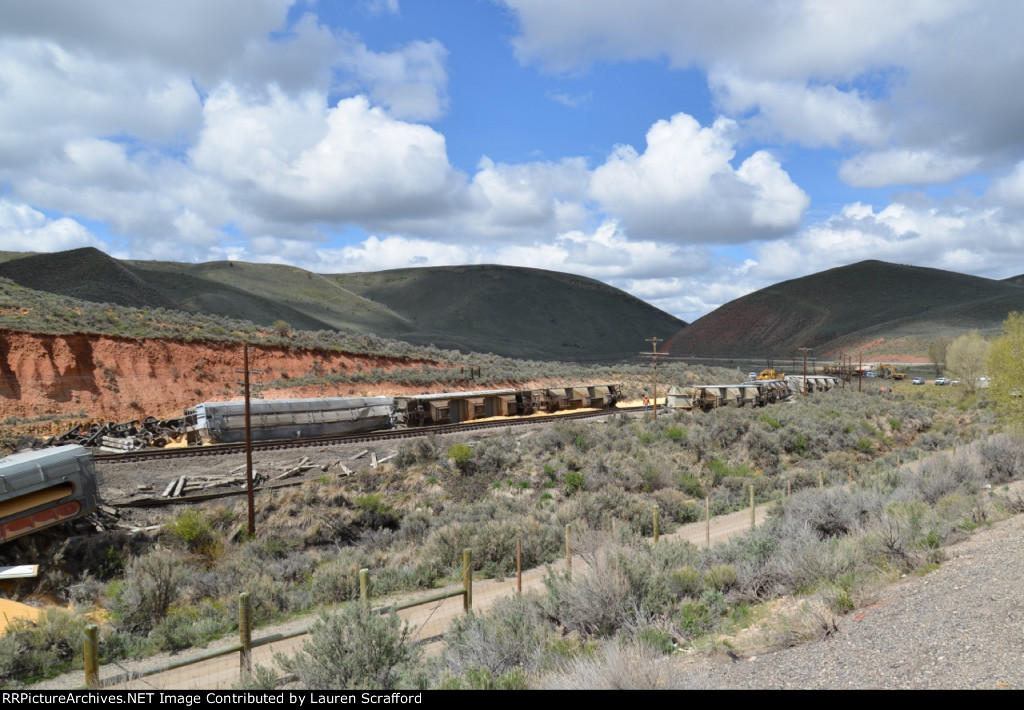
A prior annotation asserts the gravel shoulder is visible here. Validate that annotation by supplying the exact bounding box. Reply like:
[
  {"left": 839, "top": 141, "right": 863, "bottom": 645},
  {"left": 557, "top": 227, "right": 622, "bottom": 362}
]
[{"left": 681, "top": 508, "right": 1024, "bottom": 689}]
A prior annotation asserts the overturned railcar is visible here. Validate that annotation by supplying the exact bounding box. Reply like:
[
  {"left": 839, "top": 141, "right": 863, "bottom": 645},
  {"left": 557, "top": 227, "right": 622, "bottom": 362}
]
[
  {"left": 666, "top": 376, "right": 840, "bottom": 411},
  {"left": 665, "top": 379, "right": 792, "bottom": 411},
  {"left": 0, "top": 445, "right": 99, "bottom": 544},
  {"left": 785, "top": 375, "right": 841, "bottom": 394},
  {"left": 190, "top": 397, "right": 395, "bottom": 444}
]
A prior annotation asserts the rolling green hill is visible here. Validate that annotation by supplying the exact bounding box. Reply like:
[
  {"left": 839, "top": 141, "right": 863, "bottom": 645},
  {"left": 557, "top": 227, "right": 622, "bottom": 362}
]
[
  {"left": 0, "top": 247, "right": 179, "bottom": 310},
  {"left": 332, "top": 264, "right": 687, "bottom": 360},
  {"left": 665, "top": 260, "right": 1024, "bottom": 358},
  {"left": 125, "top": 259, "right": 415, "bottom": 335},
  {"left": 6, "top": 249, "right": 1022, "bottom": 361},
  {"left": 0, "top": 249, "right": 686, "bottom": 361}
]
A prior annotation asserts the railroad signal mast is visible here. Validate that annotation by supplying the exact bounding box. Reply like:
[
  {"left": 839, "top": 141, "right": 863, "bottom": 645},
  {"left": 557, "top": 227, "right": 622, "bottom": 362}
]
[{"left": 642, "top": 337, "right": 669, "bottom": 421}]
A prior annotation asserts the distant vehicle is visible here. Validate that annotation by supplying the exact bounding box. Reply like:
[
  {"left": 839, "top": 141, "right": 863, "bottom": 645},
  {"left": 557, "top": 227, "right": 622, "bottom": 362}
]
[
  {"left": 950, "top": 379, "right": 961, "bottom": 385},
  {"left": 864, "top": 371, "right": 877, "bottom": 378},
  {"left": 912, "top": 377, "right": 925, "bottom": 385},
  {"left": 935, "top": 377, "right": 950, "bottom": 385}
]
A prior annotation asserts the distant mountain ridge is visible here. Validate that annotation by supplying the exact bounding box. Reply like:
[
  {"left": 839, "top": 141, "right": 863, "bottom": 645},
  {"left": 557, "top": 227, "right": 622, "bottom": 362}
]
[
  {"left": 0, "top": 248, "right": 686, "bottom": 361},
  {"left": 6, "top": 250, "right": 1019, "bottom": 362},
  {"left": 665, "top": 260, "right": 1024, "bottom": 359}
]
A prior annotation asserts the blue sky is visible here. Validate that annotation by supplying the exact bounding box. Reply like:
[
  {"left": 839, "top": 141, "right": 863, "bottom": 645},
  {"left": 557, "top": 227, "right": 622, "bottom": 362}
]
[{"left": 3, "top": 0, "right": 1024, "bottom": 323}]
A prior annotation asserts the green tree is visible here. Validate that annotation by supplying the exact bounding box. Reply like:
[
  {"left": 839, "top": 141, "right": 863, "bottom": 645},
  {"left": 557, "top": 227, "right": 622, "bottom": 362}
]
[
  {"left": 988, "top": 312, "right": 1024, "bottom": 428},
  {"left": 946, "top": 330, "right": 989, "bottom": 394},
  {"left": 928, "top": 336, "right": 951, "bottom": 377}
]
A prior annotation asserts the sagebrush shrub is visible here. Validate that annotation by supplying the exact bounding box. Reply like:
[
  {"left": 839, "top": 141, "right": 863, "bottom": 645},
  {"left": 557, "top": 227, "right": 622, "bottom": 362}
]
[
  {"left": 277, "top": 604, "right": 421, "bottom": 690},
  {"left": 439, "top": 594, "right": 552, "bottom": 680},
  {"left": 538, "top": 639, "right": 710, "bottom": 690},
  {"left": 107, "top": 551, "right": 190, "bottom": 635}
]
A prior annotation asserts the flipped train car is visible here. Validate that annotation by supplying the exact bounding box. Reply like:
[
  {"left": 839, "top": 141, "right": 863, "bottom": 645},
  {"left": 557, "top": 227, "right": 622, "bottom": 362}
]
[
  {"left": 666, "top": 376, "right": 840, "bottom": 411},
  {"left": 666, "top": 380, "right": 792, "bottom": 411},
  {"left": 0, "top": 445, "right": 99, "bottom": 544},
  {"left": 785, "top": 375, "right": 841, "bottom": 394},
  {"left": 191, "top": 396, "right": 395, "bottom": 444}
]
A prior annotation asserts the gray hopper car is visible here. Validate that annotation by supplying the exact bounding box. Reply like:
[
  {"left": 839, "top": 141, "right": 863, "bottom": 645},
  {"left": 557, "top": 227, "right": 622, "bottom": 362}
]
[
  {"left": 188, "top": 397, "right": 395, "bottom": 444},
  {"left": 0, "top": 445, "right": 99, "bottom": 544}
]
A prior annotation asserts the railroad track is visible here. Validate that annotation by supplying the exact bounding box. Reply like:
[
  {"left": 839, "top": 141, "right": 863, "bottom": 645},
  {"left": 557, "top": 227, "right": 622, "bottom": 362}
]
[{"left": 95, "top": 406, "right": 645, "bottom": 465}]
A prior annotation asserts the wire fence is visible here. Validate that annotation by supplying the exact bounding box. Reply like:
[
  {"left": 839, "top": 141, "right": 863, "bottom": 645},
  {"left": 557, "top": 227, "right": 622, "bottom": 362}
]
[{"left": 68, "top": 494, "right": 769, "bottom": 690}]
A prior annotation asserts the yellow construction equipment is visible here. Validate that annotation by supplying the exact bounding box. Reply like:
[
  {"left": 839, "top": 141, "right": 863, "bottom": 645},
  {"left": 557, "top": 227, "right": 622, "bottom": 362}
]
[
  {"left": 756, "top": 369, "right": 785, "bottom": 380},
  {"left": 877, "top": 364, "right": 906, "bottom": 380}
]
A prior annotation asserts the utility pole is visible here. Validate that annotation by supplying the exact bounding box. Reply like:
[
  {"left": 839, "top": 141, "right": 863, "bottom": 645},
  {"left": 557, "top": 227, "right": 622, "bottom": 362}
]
[
  {"left": 799, "top": 347, "right": 812, "bottom": 396},
  {"left": 643, "top": 337, "right": 668, "bottom": 421},
  {"left": 236, "top": 345, "right": 263, "bottom": 538}
]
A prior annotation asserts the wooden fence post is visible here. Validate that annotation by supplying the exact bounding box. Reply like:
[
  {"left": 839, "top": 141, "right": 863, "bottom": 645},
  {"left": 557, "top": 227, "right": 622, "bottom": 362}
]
[
  {"left": 359, "top": 568, "right": 370, "bottom": 607},
  {"left": 239, "top": 592, "right": 252, "bottom": 681},
  {"left": 84, "top": 624, "right": 99, "bottom": 689},
  {"left": 653, "top": 504, "right": 660, "bottom": 544},
  {"left": 517, "top": 540, "right": 522, "bottom": 595},
  {"left": 705, "top": 496, "right": 710, "bottom": 548},
  {"left": 565, "top": 524, "right": 572, "bottom": 578},
  {"left": 749, "top": 485, "right": 755, "bottom": 529},
  {"left": 463, "top": 549, "right": 473, "bottom": 613}
]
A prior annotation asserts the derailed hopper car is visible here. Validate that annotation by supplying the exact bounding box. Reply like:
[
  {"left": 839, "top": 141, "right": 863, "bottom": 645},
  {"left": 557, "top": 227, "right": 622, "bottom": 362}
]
[
  {"left": 393, "top": 384, "right": 621, "bottom": 427},
  {"left": 190, "top": 396, "right": 395, "bottom": 444},
  {"left": 0, "top": 445, "right": 99, "bottom": 544}
]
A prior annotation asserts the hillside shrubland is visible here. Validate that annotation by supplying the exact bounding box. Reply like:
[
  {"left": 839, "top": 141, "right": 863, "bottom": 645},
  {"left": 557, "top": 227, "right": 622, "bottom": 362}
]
[{"left": 4, "top": 387, "right": 1023, "bottom": 689}]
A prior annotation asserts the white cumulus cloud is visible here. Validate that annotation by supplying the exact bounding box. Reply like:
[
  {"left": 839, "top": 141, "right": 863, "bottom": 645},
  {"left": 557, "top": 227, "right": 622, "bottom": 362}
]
[
  {"left": 840, "top": 149, "right": 982, "bottom": 187},
  {"left": 709, "top": 71, "right": 887, "bottom": 148},
  {"left": 0, "top": 200, "right": 104, "bottom": 253},
  {"left": 753, "top": 200, "right": 1022, "bottom": 283},
  {"left": 590, "top": 113, "right": 808, "bottom": 241},
  {"left": 191, "top": 89, "right": 463, "bottom": 223}
]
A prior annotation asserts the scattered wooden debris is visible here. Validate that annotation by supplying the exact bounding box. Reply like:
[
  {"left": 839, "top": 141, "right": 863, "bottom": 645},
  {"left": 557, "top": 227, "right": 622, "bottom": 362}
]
[
  {"left": 171, "top": 477, "right": 187, "bottom": 497},
  {"left": 351, "top": 449, "right": 369, "bottom": 460},
  {"left": 273, "top": 456, "right": 316, "bottom": 481},
  {"left": 156, "top": 456, "right": 334, "bottom": 497}
]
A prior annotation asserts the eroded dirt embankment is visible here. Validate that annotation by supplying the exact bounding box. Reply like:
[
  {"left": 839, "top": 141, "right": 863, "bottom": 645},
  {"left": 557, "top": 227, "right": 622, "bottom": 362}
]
[{"left": 0, "top": 330, "right": 451, "bottom": 427}]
